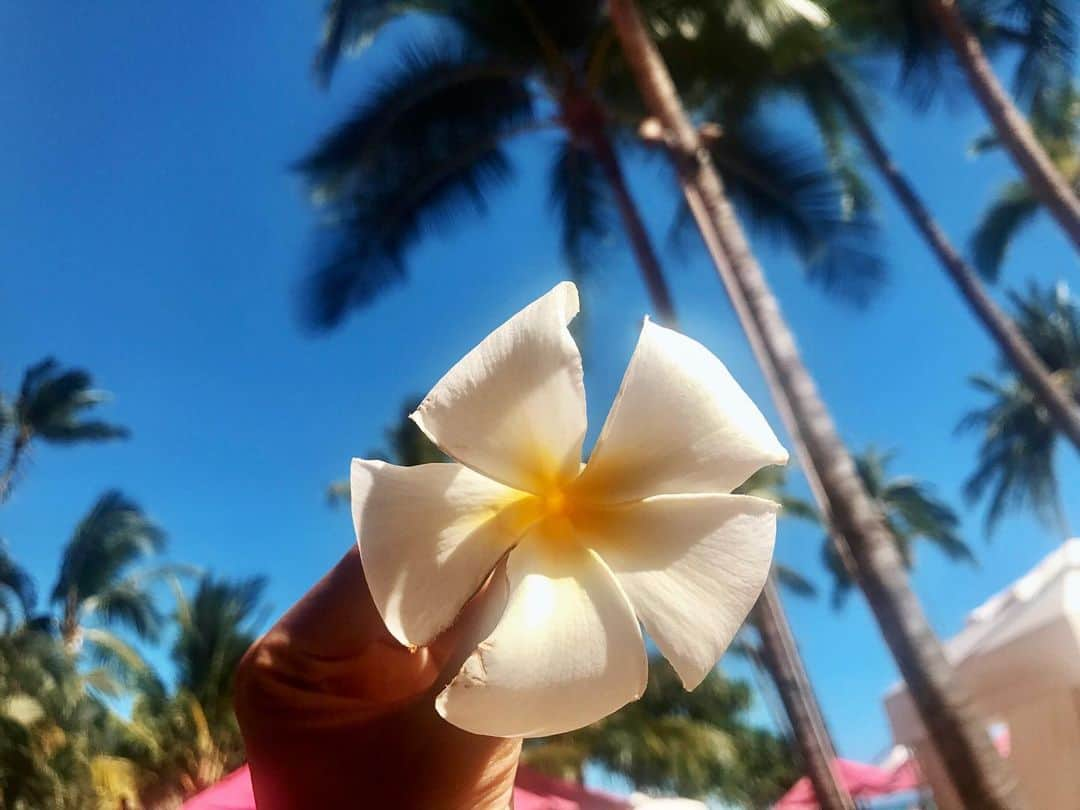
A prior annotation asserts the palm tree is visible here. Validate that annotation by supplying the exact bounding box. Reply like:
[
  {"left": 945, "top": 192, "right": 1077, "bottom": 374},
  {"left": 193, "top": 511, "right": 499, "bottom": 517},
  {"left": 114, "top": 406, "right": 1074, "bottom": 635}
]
[
  {"left": 960, "top": 282, "right": 1079, "bottom": 538},
  {"left": 0, "top": 541, "right": 36, "bottom": 634},
  {"left": 50, "top": 490, "right": 167, "bottom": 685},
  {"left": 326, "top": 395, "right": 448, "bottom": 506},
  {"left": 307, "top": 10, "right": 872, "bottom": 805},
  {"left": 299, "top": 0, "right": 880, "bottom": 329},
  {"left": 607, "top": 1, "right": 1021, "bottom": 806},
  {"left": 925, "top": 0, "right": 1080, "bottom": 252},
  {"left": 823, "top": 448, "right": 975, "bottom": 607},
  {"left": 524, "top": 654, "right": 798, "bottom": 807},
  {"left": 735, "top": 466, "right": 852, "bottom": 810},
  {"left": 0, "top": 358, "right": 129, "bottom": 503},
  {"left": 656, "top": 0, "right": 1080, "bottom": 450},
  {"left": 971, "top": 81, "right": 1080, "bottom": 280},
  {"left": 129, "top": 575, "right": 267, "bottom": 805}
]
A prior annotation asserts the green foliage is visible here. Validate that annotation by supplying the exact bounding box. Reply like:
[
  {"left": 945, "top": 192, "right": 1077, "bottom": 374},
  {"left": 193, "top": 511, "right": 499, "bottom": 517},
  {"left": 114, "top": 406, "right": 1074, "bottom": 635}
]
[
  {"left": 0, "top": 541, "right": 36, "bottom": 633},
  {"left": 825, "top": 447, "right": 973, "bottom": 607},
  {"left": 51, "top": 490, "right": 169, "bottom": 689},
  {"left": 327, "top": 394, "right": 447, "bottom": 504},
  {"left": 299, "top": 0, "right": 883, "bottom": 327},
  {"left": 523, "top": 655, "right": 797, "bottom": 807},
  {"left": 960, "top": 282, "right": 1079, "bottom": 535},
  {"left": 0, "top": 358, "right": 128, "bottom": 502},
  {"left": 969, "top": 81, "right": 1079, "bottom": 279}
]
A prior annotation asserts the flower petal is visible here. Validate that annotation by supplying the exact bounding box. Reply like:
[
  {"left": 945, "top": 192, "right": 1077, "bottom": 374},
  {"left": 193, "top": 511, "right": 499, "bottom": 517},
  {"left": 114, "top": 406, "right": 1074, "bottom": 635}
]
[
  {"left": 435, "top": 533, "right": 647, "bottom": 738},
  {"left": 352, "top": 458, "right": 531, "bottom": 648},
  {"left": 575, "top": 319, "right": 788, "bottom": 502},
  {"left": 412, "top": 282, "right": 586, "bottom": 493},
  {"left": 582, "top": 494, "right": 777, "bottom": 689}
]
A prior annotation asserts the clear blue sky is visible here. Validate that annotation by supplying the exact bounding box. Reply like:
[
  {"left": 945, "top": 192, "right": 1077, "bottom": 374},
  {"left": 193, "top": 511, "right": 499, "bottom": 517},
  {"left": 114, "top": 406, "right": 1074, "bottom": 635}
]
[{"left": 1, "top": 1, "right": 1077, "bottom": 766}]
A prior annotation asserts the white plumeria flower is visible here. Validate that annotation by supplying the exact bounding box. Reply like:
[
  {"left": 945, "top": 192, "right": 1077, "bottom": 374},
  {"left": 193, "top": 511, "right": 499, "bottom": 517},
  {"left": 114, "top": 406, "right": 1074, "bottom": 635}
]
[{"left": 351, "top": 282, "right": 787, "bottom": 738}]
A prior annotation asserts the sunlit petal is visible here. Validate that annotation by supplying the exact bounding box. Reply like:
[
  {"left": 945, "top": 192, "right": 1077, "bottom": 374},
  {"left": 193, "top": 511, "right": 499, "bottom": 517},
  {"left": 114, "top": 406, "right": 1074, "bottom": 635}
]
[
  {"left": 435, "top": 533, "right": 647, "bottom": 737},
  {"left": 412, "top": 282, "right": 586, "bottom": 493},
  {"left": 352, "top": 458, "right": 531, "bottom": 648},
  {"left": 582, "top": 494, "right": 777, "bottom": 689},
  {"left": 575, "top": 319, "right": 787, "bottom": 501}
]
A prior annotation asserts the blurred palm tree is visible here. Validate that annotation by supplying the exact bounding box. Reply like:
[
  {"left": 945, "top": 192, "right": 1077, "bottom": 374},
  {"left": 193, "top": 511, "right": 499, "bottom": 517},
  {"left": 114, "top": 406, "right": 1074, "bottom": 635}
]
[
  {"left": 298, "top": 0, "right": 881, "bottom": 329},
  {"left": 0, "top": 625, "right": 133, "bottom": 808},
  {"left": 124, "top": 575, "right": 268, "bottom": 806},
  {"left": 0, "top": 359, "right": 129, "bottom": 503},
  {"left": 960, "top": 281, "right": 1079, "bottom": 538},
  {"left": 523, "top": 654, "right": 797, "bottom": 807},
  {"left": 50, "top": 490, "right": 169, "bottom": 686},
  {"left": 658, "top": 0, "right": 1080, "bottom": 449},
  {"left": 0, "top": 541, "right": 36, "bottom": 634},
  {"left": 971, "top": 81, "right": 1080, "bottom": 280},
  {"left": 922, "top": 0, "right": 1080, "bottom": 251},
  {"left": 326, "top": 395, "right": 447, "bottom": 506},
  {"left": 822, "top": 447, "right": 975, "bottom": 607},
  {"left": 734, "top": 465, "right": 852, "bottom": 810}
]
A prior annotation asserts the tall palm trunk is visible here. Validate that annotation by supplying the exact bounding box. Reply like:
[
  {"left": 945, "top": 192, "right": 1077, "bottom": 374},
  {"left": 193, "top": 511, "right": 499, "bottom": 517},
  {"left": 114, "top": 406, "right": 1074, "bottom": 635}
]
[
  {"left": 927, "top": 0, "right": 1080, "bottom": 251},
  {"left": 590, "top": 124, "right": 853, "bottom": 810},
  {"left": 754, "top": 577, "right": 854, "bottom": 810},
  {"left": 827, "top": 70, "right": 1080, "bottom": 452},
  {"left": 607, "top": 2, "right": 1023, "bottom": 807}
]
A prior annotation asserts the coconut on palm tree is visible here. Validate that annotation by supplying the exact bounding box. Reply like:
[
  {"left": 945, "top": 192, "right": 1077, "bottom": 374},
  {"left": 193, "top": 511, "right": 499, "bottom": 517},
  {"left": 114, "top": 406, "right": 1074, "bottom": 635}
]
[
  {"left": 607, "top": 1, "right": 1021, "bottom": 805},
  {"left": 960, "top": 282, "right": 1079, "bottom": 538},
  {"left": 0, "top": 359, "right": 129, "bottom": 503}
]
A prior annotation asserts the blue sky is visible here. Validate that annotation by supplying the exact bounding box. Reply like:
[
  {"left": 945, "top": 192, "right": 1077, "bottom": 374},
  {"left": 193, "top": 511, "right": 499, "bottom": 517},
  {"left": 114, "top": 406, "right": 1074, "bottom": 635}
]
[{"left": 1, "top": 0, "right": 1077, "bottom": 767}]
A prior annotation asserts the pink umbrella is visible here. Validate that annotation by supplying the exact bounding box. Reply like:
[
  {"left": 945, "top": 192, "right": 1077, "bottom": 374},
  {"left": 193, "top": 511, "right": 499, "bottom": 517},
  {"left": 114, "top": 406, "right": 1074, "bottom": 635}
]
[
  {"left": 182, "top": 765, "right": 630, "bottom": 810},
  {"left": 773, "top": 759, "right": 900, "bottom": 809}
]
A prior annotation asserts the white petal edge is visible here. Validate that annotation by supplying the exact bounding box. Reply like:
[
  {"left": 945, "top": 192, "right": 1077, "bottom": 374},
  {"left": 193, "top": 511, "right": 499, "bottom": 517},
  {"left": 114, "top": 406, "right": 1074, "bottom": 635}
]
[
  {"left": 435, "top": 533, "right": 648, "bottom": 738},
  {"left": 583, "top": 494, "right": 778, "bottom": 689},
  {"left": 411, "top": 282, "right": 587, "bottom": 494},
  {"left": 575, "top": 319, "right": 788, "bottom": 502},
  {"left": 352, "top": 458, "right": 530, "bottom": 648}
]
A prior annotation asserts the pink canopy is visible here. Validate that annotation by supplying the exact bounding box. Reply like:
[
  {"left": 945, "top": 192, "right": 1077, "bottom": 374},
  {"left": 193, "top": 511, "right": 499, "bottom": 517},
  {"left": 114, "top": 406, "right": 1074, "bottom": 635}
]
[
  {"left": 773, "top": 758, "right": 920, "bottom": 809},
  {"left": 182, "top": 764, "right": 630, "bottom": 810}
]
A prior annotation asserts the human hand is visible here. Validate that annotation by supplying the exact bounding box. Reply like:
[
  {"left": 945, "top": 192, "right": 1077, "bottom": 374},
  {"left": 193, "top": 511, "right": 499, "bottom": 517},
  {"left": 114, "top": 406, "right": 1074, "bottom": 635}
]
[{"left": 234, "top": 546, "right": 521, "bottom": 809}]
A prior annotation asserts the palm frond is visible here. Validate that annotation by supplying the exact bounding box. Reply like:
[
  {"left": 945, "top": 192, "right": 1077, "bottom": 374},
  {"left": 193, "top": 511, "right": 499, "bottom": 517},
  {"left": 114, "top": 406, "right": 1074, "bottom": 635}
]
[
  {"left": 81, "top": 585, "right": 162, "bottom": 642},
  {"left": 14, "top": 358, "right": 128, "bottom": 447},
  {"left": 548, "top": 140, "right": 613, "bottom": 279},
  {"left": 82, "top": 628, "right": 154, "bottom": 688},
  {"left": 774, "top": 565, "right": 818, "bottom": 599},
  {"left": 51, "top": 490, "right": 166, "bottom": 627},
  {"left": 0, "top": 540, "right": 36, "bottom": 622},
  {"left": 298, "top": 39, "right": 537, "bottom": 326},
  {"left": 995, "top": 0, "right": 1075, "bottom": 105},
  {"left": 673, "top": 116, "right": 884, "bottom": 305},
  {"left": 970, "top": 181, "right": 1041, "bottom": 280}
]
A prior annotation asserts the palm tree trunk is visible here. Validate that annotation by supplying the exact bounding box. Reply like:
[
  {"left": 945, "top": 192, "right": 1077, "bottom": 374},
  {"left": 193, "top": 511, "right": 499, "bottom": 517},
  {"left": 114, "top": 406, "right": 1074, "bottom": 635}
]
[
  {"left": 61, "top": 590, "right": 80, "bottom": 650},
  {"left": 755, "top": 576, "right": 854, "bottom": 810},
  {"left": 0, "top": 433, "right": 28, "bottom": 504},
  {"left": 827, "top": 69, "right": 1080, "bottom": 453},
  {"left": 589, "top": 122, "right": 852, "bottom": 809},
  {"left": 927, "top": 0, "right": 1080, "bottom": 252},
  {"left": 607, "top": 2, "right": 1023, "bottom": 807},
  {"left": 587, "top": 127, "right": 678, "bottom": 324}
]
